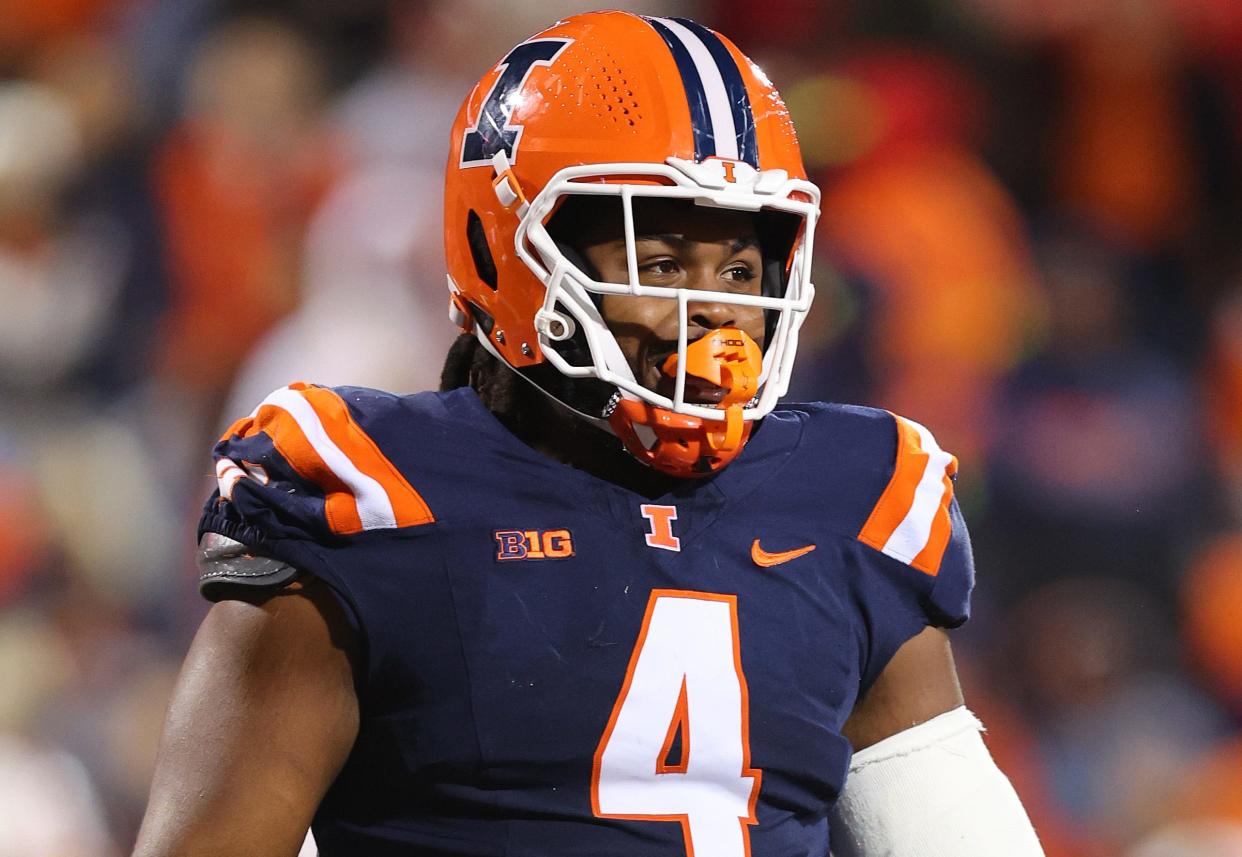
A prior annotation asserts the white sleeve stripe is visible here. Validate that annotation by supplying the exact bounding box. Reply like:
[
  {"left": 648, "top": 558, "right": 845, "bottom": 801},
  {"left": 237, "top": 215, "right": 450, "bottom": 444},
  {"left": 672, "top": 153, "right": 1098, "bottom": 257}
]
[
  {"left": 261, "top": 386, "right": 398, "bottom": 530},
  {"left": 880, "top": 417, "right": 955, "bottom": 565},
  {"left": 653, "top": 17, "right": 739, "bottom": 160},
  {"left": 215, "top": 458, "right": 246, "bottom": 501}
]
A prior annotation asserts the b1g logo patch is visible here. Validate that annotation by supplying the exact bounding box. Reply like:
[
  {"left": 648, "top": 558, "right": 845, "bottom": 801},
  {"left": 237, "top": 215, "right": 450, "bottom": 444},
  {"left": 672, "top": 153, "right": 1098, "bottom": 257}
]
[{"left": 495, "top": 528, "right": 575, "bottom": 561}]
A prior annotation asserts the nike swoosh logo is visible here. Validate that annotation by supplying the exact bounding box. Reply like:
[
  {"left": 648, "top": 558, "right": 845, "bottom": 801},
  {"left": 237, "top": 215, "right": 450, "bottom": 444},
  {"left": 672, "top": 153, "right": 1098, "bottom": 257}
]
[{"left": 751, "top": 539, "right": 816, "bottom": 567}]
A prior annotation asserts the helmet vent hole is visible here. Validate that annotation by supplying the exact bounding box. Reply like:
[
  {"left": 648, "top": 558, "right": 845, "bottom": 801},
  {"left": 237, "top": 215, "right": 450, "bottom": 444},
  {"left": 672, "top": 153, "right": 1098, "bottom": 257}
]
[
  {"left": 569, "top": 49, "right": 641, "bottom": 131},
  {"left": 466, "top": 209, "right": 498, "bottom": 291}
]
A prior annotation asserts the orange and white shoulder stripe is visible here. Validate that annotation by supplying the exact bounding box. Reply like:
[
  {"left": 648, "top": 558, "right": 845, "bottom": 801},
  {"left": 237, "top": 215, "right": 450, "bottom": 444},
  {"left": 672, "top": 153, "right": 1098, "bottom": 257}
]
[
  {"left": 217, "top": 383, "right": 433, "bottom": 535},
  {"left": 857, "top": 414, "right": 958, "bottom": 576}
]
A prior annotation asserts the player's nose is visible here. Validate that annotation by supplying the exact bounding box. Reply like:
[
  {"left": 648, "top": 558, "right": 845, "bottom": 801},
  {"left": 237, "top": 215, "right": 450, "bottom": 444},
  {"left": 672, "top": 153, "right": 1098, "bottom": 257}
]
[
  {"left": 688, "top": 299, "right": 737, "bottom": 332},
  {"left": 685, "top": 267, "right": 737, "bottom": 331}
]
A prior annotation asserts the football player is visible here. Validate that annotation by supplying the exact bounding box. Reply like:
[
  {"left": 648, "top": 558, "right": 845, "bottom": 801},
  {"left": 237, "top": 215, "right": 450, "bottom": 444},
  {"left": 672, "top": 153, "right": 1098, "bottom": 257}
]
[{"left": 134, "top": 11, "right": 1044, "bottom": 857}]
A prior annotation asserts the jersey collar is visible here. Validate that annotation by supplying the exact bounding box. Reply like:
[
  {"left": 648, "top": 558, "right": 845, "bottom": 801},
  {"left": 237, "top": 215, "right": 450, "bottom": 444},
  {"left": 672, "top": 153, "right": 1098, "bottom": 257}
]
[{"left": 441, "top": 386, "right": 804, "bottom": 511}]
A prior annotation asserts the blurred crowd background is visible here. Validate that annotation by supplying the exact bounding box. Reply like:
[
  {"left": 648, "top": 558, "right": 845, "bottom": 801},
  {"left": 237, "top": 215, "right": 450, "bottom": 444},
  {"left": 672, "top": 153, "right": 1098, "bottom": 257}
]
[{"left": 0, "top": 0, "right": 1240, "bottom": 854}]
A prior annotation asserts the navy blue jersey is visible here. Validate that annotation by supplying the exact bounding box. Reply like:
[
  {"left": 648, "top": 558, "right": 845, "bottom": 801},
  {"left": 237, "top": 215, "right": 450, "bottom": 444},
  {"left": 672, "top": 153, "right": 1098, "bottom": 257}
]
[{"left": 199, "top": 383, "right": 973, "bottom": 857}]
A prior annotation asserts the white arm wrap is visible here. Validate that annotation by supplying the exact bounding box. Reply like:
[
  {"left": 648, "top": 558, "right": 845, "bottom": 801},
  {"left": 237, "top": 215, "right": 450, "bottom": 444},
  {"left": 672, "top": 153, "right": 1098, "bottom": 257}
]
[{"left": 830, "top": 706, "right": 1045, "bottom": 857}]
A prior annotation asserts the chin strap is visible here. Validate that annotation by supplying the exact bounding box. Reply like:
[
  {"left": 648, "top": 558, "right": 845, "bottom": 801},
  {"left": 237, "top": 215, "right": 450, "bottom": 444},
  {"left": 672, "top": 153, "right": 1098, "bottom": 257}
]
[{"left": 609, "top": 328, "right": 764, "bottom": 478}]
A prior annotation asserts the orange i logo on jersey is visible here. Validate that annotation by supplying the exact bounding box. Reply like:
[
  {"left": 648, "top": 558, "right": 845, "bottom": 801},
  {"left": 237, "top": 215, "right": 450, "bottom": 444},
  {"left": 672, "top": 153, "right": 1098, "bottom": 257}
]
[{"left": 640, "top": 504, "right": 681, "bottom": 551}]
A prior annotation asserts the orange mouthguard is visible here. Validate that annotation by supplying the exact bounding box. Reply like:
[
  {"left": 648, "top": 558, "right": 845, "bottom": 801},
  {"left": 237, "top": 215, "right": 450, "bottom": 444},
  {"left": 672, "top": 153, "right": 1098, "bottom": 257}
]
[
  {"left": 659, "top": 327, "right": 763, "bottom": 407},
  {"left": 659, "top": 328, "right": 763, "bottom": 452}
]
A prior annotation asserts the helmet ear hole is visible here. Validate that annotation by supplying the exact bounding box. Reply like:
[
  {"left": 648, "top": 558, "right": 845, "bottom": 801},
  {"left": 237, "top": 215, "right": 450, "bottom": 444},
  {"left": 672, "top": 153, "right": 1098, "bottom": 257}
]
[{"left": 467, "top": 210, "right": 498, "bottom": 290}]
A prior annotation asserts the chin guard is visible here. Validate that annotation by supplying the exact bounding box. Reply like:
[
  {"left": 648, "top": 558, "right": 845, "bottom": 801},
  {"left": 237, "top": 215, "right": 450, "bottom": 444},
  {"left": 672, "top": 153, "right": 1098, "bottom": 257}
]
[{"left": 608, "top": 328, "right": 764, "bottom": 477}]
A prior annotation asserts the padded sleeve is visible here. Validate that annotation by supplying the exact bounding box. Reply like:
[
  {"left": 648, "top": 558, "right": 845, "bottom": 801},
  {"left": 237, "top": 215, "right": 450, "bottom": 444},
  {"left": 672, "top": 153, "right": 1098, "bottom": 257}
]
[
  {"left": 831, "top": 707, "right": 1045, "bottom": 856},
  {"left": 198, "top": 387, "right": 347, "bottom": 594},
  {"left": 196, "top": 384, "right": 434, "bottom": 620},
  {"left": 925, "top": 497, "right": 974, "bottom": 628},
  {"left": 849, "top": 413, "right": 975, "bottom": 691},
  {"left": 196, "top": 532, "right": 300, "bottom": 599}
]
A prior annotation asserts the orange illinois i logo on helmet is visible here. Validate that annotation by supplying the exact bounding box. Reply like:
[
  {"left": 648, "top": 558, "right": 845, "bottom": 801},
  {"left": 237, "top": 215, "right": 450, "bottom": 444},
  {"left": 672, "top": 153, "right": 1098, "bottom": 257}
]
[{"left": 701, "top": 156, "right": 744, "bottom": 184}]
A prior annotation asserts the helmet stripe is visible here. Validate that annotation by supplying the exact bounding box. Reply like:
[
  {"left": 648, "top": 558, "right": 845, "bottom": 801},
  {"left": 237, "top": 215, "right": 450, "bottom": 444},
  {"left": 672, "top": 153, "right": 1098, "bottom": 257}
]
[
  {"left": 651, "top": 17, "right": 742, "bottom": 161},
  {"left": 669, "top": 18, "right": 758, "bottom": 167},
  {"left": 644, "top": 17, "right": 714, "bottom": 162}
]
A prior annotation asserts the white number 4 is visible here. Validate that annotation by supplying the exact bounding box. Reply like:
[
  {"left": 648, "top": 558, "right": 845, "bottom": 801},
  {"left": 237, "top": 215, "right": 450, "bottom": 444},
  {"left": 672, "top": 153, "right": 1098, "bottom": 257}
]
[{"left": 592, "top": 590, "right": 761, "bottom": 857}]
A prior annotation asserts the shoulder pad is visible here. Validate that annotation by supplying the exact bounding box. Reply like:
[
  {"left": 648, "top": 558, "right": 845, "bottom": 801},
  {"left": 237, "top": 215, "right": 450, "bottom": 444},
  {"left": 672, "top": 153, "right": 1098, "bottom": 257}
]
[
  {"left": 857, "top": 413, "right": 959, "bottom": 576},
  {"left": 215, "top": 383, "right": 434, "bottom": 537},
  {"left": 197, "top": 532, "right": 298, "bottom": 601}
]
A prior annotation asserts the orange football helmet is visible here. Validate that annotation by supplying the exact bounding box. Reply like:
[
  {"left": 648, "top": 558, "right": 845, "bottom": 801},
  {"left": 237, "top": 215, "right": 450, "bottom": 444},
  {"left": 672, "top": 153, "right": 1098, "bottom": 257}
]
[{"left": 444, "top": 11, "right": 820, "bottom": 477}]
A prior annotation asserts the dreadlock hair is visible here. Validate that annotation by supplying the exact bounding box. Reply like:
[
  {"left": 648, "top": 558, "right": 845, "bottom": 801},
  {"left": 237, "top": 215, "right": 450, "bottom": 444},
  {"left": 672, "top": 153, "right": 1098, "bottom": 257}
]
[
  {"left": 438, "top": 331, "right": 677, "bottom": 498},
  {"left": 439, "top": 331, "right": 517, "bottom": 407},
  {"left": 439, "top": 332, "right": 565, "bottom": 443},
  {"left": 439, "top": 332, "right": 484, "bottom": 392}
]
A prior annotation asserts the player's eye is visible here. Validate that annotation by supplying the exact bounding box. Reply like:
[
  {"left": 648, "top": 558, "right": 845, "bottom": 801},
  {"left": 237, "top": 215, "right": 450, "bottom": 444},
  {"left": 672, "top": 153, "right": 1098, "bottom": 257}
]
[
  {"left": 720, "top": 263, "right": 759, "bottom": 290},
  {"left": 640, "top": 258, "right": 680, "bottom": 276},
  {"left": 722, "top": 264, "right": 755, "bottom": 281}
]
